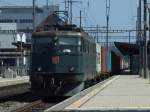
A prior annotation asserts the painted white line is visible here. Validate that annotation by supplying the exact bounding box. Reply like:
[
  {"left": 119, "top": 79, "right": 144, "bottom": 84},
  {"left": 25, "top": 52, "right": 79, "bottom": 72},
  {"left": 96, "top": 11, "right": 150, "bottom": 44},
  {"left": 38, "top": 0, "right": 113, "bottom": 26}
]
[
  {"left": 66, "top": 75, "right": 120, "bottom": 109},
  {"left": 68, "top": 107, "right": 150, "bottom": 111}
]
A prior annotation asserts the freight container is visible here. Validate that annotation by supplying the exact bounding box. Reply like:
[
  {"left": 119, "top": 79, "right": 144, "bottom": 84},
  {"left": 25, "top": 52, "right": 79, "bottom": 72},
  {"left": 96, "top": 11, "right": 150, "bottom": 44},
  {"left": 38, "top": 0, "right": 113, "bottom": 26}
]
[
  {"left": 121, "top": 58, "right": 123, "bottom": 70},
  {"left": 101, "top": 47, "right": 112, "bottom": 74},
  {"left": 107, "top": 49, "right": 112, "bottom": 73},
  {"left": 111, "top": 51, "right": 121, "bottom": 74},
  {"left": 121, "top": 56, "right": 129, "bottom": 70},
  {"left": 101, "top": 46, "right": 121, "bottom": 76},
  {"left": 96, "top": 44, "right": 101, "bottom": 73},
  {"left": 101, "top": 47, "right": 107, "bottom": 74}
]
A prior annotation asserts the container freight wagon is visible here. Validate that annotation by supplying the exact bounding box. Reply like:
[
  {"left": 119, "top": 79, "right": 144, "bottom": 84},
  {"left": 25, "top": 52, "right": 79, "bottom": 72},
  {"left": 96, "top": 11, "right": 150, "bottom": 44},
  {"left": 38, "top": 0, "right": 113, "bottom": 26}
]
[
  {"left": 101, "top": 47, "right": 121, "bottom": 77},
  {"left": 96, "top": 44, "right": 101, "bottom": 74},
  {"left": 120, "top": 56, "right": 129, "bottom": 70},
  {"left": 96, "top": 44, "right": 102, "bottom": 81},
  {"left": 101, "top": 47, "right": 110, "bottom": 78},
  {"left": 111, "top": 51, "right": 121, "bottom": 74},
  {"left": 107, "top": 49, "right": 112, "bottom": 73},
  {"left": 101, "top": 47, "right": 107, "bottom": 77}
]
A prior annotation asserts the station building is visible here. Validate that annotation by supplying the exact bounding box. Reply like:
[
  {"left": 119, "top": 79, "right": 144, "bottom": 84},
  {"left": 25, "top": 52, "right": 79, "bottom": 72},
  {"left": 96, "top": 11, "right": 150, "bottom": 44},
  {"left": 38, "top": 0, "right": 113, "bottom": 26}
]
[{"left": 0, "top": 5, "right": 59, "bottom": 77}]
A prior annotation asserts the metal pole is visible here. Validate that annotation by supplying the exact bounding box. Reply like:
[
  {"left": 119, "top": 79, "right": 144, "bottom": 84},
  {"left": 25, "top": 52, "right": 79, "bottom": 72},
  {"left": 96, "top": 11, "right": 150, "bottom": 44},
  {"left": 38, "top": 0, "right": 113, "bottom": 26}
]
[
  {"left": 80, "top": 10, "right": 82, "bottom": 28},
  {"left": 46, "top": 0, "right": 49, "bottom": 8},
  {"left": 106, "top": 15, "right": 109, "bottom": 49},
  {"left": 20, "top": 33, "right": 23, "bottom": 77},
  {"left": 70, "top": 0, "right": 73, "bottom": 24},
  {"left": 68, "top": 0, "right": 82, "bottom": 24},
  {"left": 143, "top": 0, "right": 147, "bottom": 79},
  {"left": 129, "top": 31, "right": 132, "bottom": 73},
  {"left": 106, "top": 0, "right": 110, "bottom": 74},
  {"left": 65, "top": 0, "right": 69, "bottom": 24},
  {"left": 33, "top": 0, "right": 36, "bottom": 31},
  {"left": 149, "top": 9, "right": 150, "bottom": 41},
  {"left": 97, "top": 25, "right": 99, "bottom": 43},
  {"left": 129, "top": 31, "right": 131, "bottom": 44},
  {"left": 106, "top": 0, "right": 110, "bottom": 49},
  {"left": 138, "top": 0, "right": 142, "bottom": 77},
  {"left": 148, "top": 9, "right": 150, "bottom": 82}
]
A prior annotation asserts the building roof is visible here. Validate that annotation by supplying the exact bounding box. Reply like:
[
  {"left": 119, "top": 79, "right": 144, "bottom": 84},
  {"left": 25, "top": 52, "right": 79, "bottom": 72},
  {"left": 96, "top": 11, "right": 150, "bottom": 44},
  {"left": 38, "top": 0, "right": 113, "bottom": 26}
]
[
  {"left": 114, "top": 42, "right": 139, "bottom": 55},
  {"left": 0, "top": 6, "right": 43, "bottom": 13},
  {"left": 0, "top": 6, "right": 33, "bottom": 9}
]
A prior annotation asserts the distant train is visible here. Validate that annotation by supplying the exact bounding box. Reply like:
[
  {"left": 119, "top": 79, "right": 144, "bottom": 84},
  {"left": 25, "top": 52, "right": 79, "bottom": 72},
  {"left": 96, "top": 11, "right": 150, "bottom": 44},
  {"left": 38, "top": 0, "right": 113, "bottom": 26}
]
[
  {"left": 30, "top": 25, "right": 99, "bottom": 97},
  {"left": 30, "top": 25, "right": 122, "bottom": 97},
  {"left": 96, "top": 45, "right": 121, "bottom": 79}
]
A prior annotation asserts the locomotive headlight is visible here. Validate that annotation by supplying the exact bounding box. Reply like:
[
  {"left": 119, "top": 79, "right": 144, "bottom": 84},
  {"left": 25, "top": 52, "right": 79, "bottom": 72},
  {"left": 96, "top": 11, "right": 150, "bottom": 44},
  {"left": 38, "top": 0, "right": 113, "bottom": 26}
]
[
  {"left": 37, "top": 67, "right": 42, "bottom": 71},
  {"left": 53, "top": 36, "right": 58, "bottom": 46},
  {"left": 69, "top": 66, "right": 75, "bottom": 72},
  {"left": 78, "top": 39, "right": 81, "bottom": 45},
  {"left": 54, "top": 36, "right": 58, "bottom": 41},
  {"left": 54, "top": 42, "right": 57, "bottom": 46}
]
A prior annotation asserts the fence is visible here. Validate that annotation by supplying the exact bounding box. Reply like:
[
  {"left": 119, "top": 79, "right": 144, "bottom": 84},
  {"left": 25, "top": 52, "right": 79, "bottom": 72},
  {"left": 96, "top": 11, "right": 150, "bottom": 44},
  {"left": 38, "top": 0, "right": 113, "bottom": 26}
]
[{"left": 0, "top": 66, "right": 29, "bottom": 78}]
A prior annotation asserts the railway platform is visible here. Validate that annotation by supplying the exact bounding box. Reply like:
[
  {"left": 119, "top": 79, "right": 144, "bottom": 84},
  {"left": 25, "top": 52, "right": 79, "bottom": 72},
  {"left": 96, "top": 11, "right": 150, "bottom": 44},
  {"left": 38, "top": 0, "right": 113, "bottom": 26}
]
[
  {"left": 0, "top": 76, "right": 30, "bottom": 99},
  {"left": 0, "top": 76, "right": 29, "bottom": 87},
  {"left": 46, "top": 75, "right": 150, "bottom": 112}
]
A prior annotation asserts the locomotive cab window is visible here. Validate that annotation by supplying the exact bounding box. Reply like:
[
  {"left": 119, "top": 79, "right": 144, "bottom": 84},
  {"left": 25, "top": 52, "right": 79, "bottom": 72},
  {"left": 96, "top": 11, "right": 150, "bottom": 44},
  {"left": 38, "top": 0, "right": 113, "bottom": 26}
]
[
  {"left": 32, "top": 37, "right": 53, "bottom": 53},
  {"left": 59, "top": 36, "right": 81, "bottom": 53},
  {"left": 59, "top": 37, "right": 81, "bottom": 46},
  {"left": 33, "top": 37, "right": 52, "bottom": 44}
]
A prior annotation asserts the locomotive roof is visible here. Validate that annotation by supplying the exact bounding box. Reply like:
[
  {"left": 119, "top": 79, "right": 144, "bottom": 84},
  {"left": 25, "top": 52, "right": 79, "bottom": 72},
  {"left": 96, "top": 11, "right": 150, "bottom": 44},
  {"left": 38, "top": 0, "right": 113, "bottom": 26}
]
[
  {"left": 32, "top": 30, "right": 95, "bottom": 43},
  {"left": 32, "top": 30, "right": 83, "bottom": 37}
]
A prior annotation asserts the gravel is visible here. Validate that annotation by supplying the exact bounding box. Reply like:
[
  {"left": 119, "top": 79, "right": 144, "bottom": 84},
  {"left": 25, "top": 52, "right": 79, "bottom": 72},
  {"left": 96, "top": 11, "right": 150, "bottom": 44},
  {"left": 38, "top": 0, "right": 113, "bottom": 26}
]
[{"left": 0, "top": 101, "right": 28, "bottom": 112}]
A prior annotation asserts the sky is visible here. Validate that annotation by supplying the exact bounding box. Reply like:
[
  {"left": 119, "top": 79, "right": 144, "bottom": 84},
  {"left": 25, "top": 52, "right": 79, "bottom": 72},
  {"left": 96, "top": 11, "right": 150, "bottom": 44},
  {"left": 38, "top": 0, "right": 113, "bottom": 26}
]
[{"left": 0, "top": 0, "right": 139, "bottom": 29}]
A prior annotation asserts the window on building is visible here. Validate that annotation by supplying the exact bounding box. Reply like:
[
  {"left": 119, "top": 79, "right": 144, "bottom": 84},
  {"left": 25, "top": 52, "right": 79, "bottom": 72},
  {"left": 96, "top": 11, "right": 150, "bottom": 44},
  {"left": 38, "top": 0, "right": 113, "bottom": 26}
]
[
  {"left": 20, "top": 19, "right": 33, "bottom": 23},
  {"left": 14, "top": 19, "right": 18, "bottom": 23},
  {"left": 0, "top": 19, "right": 13, "bottom": 23},
  {"left": 18, "top": 29, "right": 33, "bottom": 33}
]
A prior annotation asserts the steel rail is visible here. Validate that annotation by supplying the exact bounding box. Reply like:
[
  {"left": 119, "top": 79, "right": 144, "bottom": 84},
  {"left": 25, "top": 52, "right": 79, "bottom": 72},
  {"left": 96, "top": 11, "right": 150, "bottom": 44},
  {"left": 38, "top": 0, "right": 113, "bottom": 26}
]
[
  {"left": 11, "top": 100, "right": 43, "bottom": 112},
  {"left": 11, "top": 100, "right": 56, "bottom": 112}
]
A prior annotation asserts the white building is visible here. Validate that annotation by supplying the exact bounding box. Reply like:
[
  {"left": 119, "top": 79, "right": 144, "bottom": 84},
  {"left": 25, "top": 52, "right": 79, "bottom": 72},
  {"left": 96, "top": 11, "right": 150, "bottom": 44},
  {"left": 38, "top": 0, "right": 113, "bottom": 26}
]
[
  {"left": 0, "top": 5, "right": 59, "bottom": 69},
  {"left": 0, "top": 5, "right": 58, "bottom": 42}
]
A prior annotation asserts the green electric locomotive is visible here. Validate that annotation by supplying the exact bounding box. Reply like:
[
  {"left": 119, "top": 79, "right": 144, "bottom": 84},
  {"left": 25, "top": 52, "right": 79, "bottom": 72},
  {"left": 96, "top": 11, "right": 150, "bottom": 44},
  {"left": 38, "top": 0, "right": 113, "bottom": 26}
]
[{"left": 30, "top": 25, "right": 97, "bottom": 97}]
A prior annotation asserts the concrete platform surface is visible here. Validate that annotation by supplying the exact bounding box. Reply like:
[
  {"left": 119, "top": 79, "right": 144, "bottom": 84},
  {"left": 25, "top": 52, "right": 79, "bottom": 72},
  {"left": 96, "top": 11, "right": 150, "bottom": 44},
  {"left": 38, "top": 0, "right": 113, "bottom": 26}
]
[
  {"left": 0, "top": 76, "right": 29, "bottom": 87},
  {"left": 65, "top": 75, "right": 150, "bottom": 111}
]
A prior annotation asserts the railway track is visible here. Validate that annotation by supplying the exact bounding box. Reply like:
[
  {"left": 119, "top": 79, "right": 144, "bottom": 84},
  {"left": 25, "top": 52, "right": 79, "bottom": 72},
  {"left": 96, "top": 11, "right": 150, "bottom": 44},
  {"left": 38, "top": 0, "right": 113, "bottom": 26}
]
[
  {"left": 0, "top": 91, "right": 65, "bottom": 112},
  {"left": 11, "top": 100, "right": 55, "bottom": 112}
]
